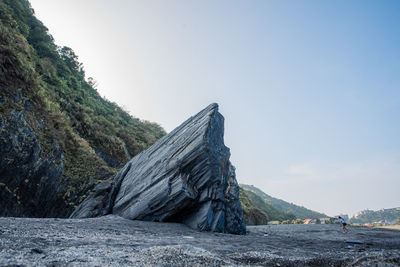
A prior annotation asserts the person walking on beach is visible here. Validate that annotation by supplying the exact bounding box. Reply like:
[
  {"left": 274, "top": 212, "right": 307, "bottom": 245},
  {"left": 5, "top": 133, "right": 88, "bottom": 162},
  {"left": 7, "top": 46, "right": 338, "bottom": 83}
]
[{"left": 338, "top": 216, "right": 349, "bottom": 232}]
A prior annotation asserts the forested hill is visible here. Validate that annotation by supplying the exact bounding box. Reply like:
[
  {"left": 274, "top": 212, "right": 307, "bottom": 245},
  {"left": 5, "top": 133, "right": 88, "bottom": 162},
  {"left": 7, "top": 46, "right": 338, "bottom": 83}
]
[
  {"left": 241, "top": 184, "right": 327, "bottom": 219},
  {"left": 0, "top": 0, "right": 165, "bottom": 217}
]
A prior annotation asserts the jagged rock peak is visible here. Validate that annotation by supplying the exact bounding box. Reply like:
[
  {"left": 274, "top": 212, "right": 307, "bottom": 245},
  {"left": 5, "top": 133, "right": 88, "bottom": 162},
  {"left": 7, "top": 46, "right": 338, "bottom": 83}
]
[{"left": 71, "top": 103, "right": 246, "bottom": 235}]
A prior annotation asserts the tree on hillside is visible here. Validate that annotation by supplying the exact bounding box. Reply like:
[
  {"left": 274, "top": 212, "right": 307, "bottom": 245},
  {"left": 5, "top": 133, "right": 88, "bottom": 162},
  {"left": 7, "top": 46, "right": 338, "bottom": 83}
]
[
  {"left": 58, "top": 46, "right": 84, "bottom": 75},
  {"left": 87, "top": 77, "right": 98, "bottom": 90}
]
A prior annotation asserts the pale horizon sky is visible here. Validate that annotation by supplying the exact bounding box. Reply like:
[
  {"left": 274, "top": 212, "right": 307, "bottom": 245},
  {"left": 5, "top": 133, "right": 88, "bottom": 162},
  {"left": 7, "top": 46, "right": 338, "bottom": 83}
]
[{"left": 29, "top": 0, "right": 400, "bottom": 217}]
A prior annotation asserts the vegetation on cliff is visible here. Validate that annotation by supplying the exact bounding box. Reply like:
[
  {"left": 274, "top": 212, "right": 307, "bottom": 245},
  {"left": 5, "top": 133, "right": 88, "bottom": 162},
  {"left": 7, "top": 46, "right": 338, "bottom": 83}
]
[
  {"left": 239, "top": 187, "right": 269, "bottom": 225},
  {"left": 0, "top": 0, "right": 165, "bottom": 216},
  {"left": 241, "top": 187, "right": 296, "bottom": 222}
]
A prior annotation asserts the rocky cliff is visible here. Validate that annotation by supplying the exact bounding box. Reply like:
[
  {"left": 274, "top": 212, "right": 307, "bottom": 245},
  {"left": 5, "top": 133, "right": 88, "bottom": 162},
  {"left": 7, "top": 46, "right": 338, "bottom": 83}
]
[
  {"left": 71, "top": 104, "right": 246, "bottom": 235},
  {"left": 0, "top": 0, "right": 165, "bottom": 217},
  {"left": 1, "top": 0, "right": 269, "bottom": 225},
  {"left": 0, "top": 110, "right": 64, "bottom": 216}
]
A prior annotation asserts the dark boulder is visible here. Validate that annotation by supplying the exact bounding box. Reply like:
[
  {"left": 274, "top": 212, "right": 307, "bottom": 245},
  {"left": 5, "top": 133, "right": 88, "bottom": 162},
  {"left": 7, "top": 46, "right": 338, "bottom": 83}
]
[{"left": 71, "top": 103, "right": 246, "bottom": 234}]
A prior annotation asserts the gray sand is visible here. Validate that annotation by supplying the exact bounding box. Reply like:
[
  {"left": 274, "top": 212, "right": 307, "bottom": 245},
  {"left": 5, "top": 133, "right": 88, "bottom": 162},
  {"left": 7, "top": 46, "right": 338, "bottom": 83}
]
[{"left": 0, "top": 215, "right": 399, "bottom": 266}]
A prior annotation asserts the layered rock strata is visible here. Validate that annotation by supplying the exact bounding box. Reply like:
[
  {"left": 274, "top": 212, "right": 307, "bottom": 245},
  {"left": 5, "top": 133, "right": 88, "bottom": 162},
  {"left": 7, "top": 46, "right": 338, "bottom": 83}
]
[{"left": 71, "top": 103, "right": 246, "bottom": 235}]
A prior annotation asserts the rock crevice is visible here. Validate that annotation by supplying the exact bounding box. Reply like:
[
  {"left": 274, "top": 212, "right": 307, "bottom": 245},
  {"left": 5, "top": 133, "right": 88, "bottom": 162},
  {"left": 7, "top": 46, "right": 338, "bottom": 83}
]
[{"left": 71, "top": 103, "right": 246, "bottom": 235}]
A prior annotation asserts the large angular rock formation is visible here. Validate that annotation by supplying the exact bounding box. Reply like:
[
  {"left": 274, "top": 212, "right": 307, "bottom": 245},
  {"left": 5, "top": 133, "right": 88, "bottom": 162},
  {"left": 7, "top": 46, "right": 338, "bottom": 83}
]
[{"left": 71, "top": 103, "right": 246, "bottom": 235}]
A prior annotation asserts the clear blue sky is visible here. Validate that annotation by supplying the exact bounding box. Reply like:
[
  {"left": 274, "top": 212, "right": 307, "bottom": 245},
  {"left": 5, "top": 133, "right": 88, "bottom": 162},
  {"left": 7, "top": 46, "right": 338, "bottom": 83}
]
[{"left": 29, "top": 0, "right": 400, "bottom": 217}]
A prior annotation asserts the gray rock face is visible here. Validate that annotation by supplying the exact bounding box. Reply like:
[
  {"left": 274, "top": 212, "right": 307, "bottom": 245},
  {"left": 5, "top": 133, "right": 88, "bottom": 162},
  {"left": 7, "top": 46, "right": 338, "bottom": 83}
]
[
  {"left": 0, "top": 110, "right": 64, "bottom": 217},
  {"left": 71, "top": 103, "right": 246, "bottom": 234}
]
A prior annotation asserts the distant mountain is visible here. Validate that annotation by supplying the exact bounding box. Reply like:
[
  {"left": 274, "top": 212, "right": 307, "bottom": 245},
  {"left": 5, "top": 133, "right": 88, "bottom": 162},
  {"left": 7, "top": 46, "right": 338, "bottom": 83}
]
[
  {"left": 242, "top": 188, "right": 295, "bottom": 221},
  {"left": 350, "top": 207, "right": 400, "bottom": 225},
  {"left": 240, "top": 184, "right": 327, "bottom": 219}
]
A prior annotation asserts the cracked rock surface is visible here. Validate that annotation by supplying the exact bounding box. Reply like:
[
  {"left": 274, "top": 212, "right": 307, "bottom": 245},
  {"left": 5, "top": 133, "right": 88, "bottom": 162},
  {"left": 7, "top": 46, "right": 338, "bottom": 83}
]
[
  {"left": 71, "top": 103, "right": 246, "bottom": 235},
  {"left": 0, "top": 215, "right": 399, "bottom": 266},
  {"left": 0, "top": 110, "right": 64, "bottom": 217}
]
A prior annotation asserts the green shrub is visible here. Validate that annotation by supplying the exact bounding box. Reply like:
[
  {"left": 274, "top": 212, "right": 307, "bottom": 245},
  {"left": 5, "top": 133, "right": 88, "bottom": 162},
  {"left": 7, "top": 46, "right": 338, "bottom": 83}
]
[{"left": 293, "top": 219, "right": 304, "bottom": 224}]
